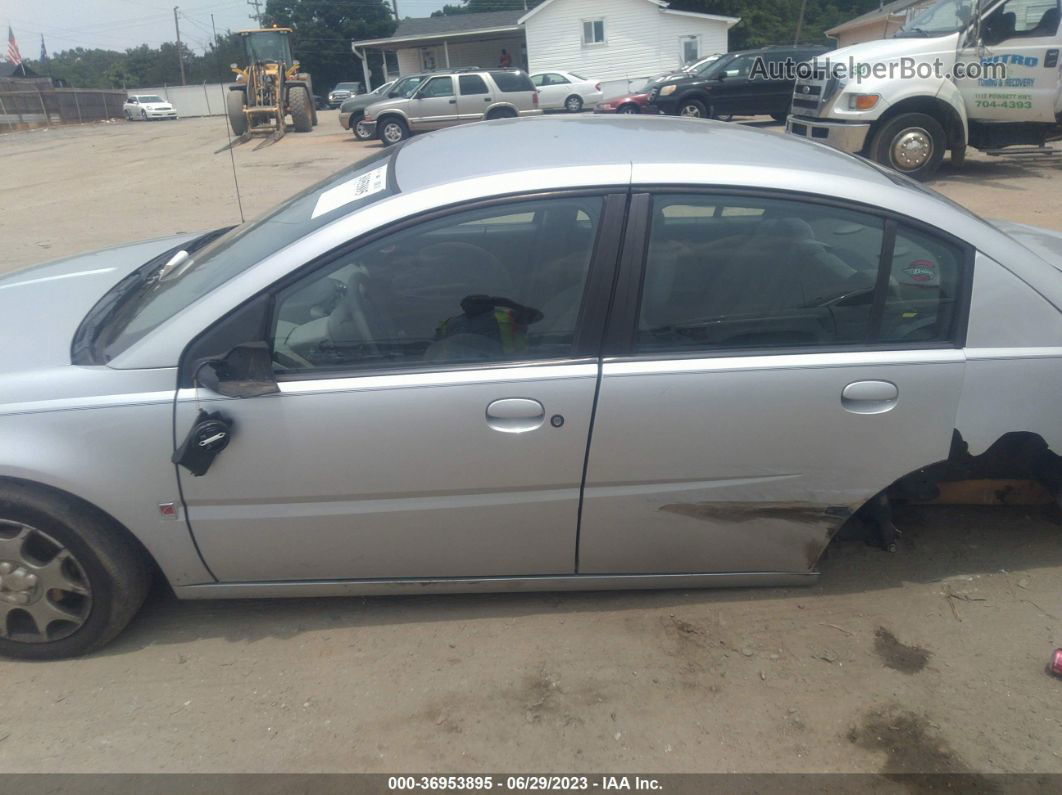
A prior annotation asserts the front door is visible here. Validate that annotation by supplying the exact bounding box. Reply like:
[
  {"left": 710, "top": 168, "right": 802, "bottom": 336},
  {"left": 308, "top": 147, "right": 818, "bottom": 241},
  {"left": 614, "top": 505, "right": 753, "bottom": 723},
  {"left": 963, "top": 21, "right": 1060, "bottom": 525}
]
[
  {"left": 578, "top": 192, "right": 969, "bottom": 575},
  {"left": 409, "top": 75, "right": 459, "bottom": 128},
  {"left": 960, "top": 0, "right": 1062, "bottom": 122},
  {"left": 178, "top": 194, "right": 621, "bottom": 582}
]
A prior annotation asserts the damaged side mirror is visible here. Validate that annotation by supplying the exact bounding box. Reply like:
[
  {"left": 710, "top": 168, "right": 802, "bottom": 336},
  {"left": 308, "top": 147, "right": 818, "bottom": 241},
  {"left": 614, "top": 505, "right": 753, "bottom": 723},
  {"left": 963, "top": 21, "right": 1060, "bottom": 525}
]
[{"left": 196, "top": 341, "right": 280, "bottom": 399}]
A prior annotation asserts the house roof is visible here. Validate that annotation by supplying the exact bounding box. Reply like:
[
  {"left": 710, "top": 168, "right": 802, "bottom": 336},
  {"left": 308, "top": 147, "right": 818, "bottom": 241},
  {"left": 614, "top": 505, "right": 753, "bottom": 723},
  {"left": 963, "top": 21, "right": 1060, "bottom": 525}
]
[
  {"left": 394, "top": 10, "right": 524, "bottom": 38},
  {"left": 519, "top": 0, "right": 738, "bottom": 26},
  {"left": 0, "top": 61, "right": 38, "bottom": 78},
  {"left": 353, "top": 10, "right": 524, "bottom": 47},
  {"left": 826, "top": 0, "right": 924, "bottom": 36}
]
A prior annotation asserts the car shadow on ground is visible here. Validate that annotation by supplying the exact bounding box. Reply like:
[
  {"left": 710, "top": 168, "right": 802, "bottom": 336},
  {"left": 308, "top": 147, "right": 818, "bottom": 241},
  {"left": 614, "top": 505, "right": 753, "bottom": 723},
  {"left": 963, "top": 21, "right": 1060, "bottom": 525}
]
[
  {"left": 94, "top": 503, "right": 1062, "bottom": 657},
  {"left": 932, "top": 155, "right": 1062, "bottom": 187}
]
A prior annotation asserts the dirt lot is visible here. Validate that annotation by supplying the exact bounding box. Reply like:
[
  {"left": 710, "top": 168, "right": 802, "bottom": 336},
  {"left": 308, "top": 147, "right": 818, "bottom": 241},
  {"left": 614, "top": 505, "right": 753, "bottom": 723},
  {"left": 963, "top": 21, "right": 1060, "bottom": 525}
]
[{"left": 0, "top": 114, "right": 1060, "bottom": 775}]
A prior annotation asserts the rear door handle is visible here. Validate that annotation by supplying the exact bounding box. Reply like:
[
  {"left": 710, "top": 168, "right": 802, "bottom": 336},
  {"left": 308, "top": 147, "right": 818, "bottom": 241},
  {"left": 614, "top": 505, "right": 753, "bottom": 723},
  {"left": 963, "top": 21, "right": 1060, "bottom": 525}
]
[
  {"left": 486, "top": 398, "right": 545, "bottom": 433},
  {"left": 841, "top": 380, "right": 898, "bottom": 414}
]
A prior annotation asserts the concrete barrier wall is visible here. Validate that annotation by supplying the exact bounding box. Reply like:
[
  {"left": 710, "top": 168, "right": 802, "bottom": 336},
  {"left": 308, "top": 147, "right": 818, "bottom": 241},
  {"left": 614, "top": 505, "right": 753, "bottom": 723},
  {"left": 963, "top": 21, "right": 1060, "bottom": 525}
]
[{"left": 136, "top": 83, "right": 230, "bottom": 117}]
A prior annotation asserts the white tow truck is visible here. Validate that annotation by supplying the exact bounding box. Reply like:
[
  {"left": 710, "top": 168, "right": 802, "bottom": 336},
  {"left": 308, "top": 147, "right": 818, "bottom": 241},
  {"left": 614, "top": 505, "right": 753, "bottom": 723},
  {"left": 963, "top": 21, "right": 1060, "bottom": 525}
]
[{"left": 786, "top": 0, "right": 1062, "bottom": 178}]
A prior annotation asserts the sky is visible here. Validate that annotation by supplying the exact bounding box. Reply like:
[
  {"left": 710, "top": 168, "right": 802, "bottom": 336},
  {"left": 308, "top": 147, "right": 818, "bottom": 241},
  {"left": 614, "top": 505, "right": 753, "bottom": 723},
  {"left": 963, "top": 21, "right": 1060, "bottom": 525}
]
[{"left": 1, "top": 0, "right": 449, "bottom": 56}]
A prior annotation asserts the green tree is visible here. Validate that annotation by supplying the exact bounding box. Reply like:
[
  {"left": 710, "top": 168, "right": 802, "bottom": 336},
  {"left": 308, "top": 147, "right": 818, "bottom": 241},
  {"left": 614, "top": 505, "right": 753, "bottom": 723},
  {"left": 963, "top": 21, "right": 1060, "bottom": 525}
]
[{"left": 264, "top": 0, "right": 396, "bottom": 90}]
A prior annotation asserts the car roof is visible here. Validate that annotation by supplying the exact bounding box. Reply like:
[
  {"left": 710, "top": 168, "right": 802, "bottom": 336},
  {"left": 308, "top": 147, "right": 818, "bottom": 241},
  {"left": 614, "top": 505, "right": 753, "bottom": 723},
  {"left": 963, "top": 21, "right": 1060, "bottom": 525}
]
[{"left": 393, "top": 114, "right": 894, "bottom": 194}]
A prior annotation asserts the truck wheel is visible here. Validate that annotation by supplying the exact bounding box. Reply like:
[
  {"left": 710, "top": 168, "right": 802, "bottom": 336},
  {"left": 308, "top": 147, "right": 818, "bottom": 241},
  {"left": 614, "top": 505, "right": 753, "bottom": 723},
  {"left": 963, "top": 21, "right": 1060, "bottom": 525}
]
[
  {"left": 0, "top": 483, "right": 151, "bottom": 660},
  {"left": 870, "top": 112, "right": 946, "bottom": 181},
  {"left": 226, "top": 89, "right": 247, "bottom": 136},
  {"left": 678, "top": 99, "right": 707, "bottom": 118},
  {"left": 378, "top": 117, "right": 409, "bottom": 146},
  {"left": 289, "top": 86, "right": 313, "bottom": 133}
]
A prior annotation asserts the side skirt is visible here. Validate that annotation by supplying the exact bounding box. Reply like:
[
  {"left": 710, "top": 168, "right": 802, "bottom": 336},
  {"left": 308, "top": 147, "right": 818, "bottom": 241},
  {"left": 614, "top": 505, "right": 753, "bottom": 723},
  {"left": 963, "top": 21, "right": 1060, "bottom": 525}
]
[{"left": 174, "top": 571, "right": 818, "bottom": 600}]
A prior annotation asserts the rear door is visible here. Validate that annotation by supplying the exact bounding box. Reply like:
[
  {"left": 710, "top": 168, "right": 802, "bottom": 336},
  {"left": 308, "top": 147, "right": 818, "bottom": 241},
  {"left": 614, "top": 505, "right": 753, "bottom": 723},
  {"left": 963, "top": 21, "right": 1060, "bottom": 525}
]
[
  {"left": 457, "top": 74, "right": 493, "bottom": 120},
  {"left": 577, "top": 192, "right": 970, "bottom": 575}
]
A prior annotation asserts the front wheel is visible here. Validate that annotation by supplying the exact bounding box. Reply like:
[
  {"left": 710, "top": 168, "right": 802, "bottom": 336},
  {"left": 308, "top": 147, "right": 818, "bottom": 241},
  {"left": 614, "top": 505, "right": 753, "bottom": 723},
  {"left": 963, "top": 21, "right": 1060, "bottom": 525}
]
[
  {"left": 226, "top": 89, "right": 247, "bottom": 136},
  {"left": 564, "top": 94, "right": 583, "bottom": 113},
  {"left": 353, "top": 119, "right": 374, "bottom": 141},
  {"left": 869, "top": 112, "right": 946, "bottom": 181},
  {"left": 378, "top": 117, "right": 409, "bottom": 146},
  {"left": 618, "top": 104, "right": 639, "bottom": 114},
  {"left": 678, "top": 99, "right": 707, "bottom": 118},
  {"left": 0, "top": 484, "right": 151, "bottom": 660},
  {"left": 289, "top": 86, "right": 313, "bottom": 133}
]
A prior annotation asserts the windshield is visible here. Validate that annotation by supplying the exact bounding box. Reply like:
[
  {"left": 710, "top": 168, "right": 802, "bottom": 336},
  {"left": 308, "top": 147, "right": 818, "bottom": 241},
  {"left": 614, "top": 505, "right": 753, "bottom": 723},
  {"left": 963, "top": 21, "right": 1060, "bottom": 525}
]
[
  {"left": 244, "top": 31, "right": 291, "bottom": 64},
  {"left": 85, "top": 148, "right": 398, "bottom": 363},
  {"left": 687, "top": 54, "right": 721, "bottom": 74},
  {"left": 139, "top": 95, "right": 164, "bottom": 103},
  {"left": 371, "top": 82, "right": 391, "bottom": 95},
  {"left": 334, "top": 83, "right": 358, "bottom": 91},
  {"left": 391, "top": 75, "right": 427, "bottom": 98},
  {"left": 697, "top": 52, "right": 739, "bottom": 79},
  {"left": 897, "top": 0, "right": 977, "bottom": 36}
]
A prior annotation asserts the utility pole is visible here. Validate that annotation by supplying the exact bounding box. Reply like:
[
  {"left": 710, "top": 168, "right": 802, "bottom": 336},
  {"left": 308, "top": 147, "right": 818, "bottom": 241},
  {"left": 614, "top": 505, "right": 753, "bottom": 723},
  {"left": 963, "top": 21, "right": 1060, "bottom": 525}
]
[
  {"left": 247, "top": 0, "right": 263, "bottom": 25},
  {"left": 392, "top": 0, "right": 399, "bottom": 20},
  {"left": 793, "top": 0, "right": 808, "bottom": 44},
  {"left": 173, "top": 6, "right": 187, "bottom": 85}
]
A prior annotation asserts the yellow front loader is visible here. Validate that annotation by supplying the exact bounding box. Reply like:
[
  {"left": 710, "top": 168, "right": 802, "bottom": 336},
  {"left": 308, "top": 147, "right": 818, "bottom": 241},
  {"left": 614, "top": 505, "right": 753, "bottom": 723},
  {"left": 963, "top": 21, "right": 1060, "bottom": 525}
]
[{"left": 226, "top": 27, "right": 316, "bottom": 140}]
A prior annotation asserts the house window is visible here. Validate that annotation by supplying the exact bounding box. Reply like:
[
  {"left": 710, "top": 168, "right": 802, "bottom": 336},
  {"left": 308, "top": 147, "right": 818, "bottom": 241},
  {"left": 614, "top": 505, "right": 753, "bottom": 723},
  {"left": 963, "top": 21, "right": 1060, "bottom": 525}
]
[
  {"left": 582, "top": 19, "right": 605, "bottom": 45},
  {"left": 680, "top": 35, "right": 700, "bottom": 64}
]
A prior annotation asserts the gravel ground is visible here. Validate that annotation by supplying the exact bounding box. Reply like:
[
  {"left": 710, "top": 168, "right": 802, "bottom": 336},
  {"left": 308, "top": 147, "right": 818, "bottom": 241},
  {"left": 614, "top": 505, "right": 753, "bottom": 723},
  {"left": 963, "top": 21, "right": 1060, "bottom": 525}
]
[{"left": 0, "top": 113, "right": 1060, "bottom": 774}]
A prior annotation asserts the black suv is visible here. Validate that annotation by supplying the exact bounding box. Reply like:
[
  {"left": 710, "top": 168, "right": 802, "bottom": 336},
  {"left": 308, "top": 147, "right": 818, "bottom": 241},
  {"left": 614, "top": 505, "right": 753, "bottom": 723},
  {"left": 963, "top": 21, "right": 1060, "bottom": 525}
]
[{"left": 650, "top": 45, "right": 830, "bottom": 121}]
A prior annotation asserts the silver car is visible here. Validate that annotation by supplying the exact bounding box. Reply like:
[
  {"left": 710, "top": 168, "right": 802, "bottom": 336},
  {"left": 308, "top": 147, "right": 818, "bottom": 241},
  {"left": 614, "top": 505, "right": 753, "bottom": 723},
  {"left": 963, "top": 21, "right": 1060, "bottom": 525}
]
[
  {"left": 361, "top": 68, "right": 542, "bottom": 145},
  {"left": 2, "top": 115, "right": 1061, "bottom": 659}
]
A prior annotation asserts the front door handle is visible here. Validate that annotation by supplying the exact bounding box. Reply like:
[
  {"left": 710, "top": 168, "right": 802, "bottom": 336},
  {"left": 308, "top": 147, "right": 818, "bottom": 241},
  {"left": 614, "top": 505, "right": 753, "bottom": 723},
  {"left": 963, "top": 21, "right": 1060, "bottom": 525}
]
[
  {"left": 486, "top": 398, "right": 545, "bottom": 433},
  {"left": 448, "top": 98, "right": 456, "bottom": 104},
  {"left": 841, "top": 380, "right": 898, "bottom": 414}
]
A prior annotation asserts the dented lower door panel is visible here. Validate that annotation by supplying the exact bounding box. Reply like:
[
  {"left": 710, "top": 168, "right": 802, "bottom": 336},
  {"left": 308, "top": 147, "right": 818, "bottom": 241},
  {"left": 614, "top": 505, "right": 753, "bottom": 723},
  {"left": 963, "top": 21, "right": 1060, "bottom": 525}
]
[{"left": 577, "top": 352, "right": 965, "bottom": 574}]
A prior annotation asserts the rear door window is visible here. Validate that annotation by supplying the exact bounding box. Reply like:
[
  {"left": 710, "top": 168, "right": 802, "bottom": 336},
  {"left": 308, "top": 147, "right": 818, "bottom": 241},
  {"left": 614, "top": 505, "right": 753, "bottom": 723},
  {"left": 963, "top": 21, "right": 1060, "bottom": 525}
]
[
  {"left": 490, "top": 71, "right": 534, "bottom": 92},
  {"left": 459, "top": 74, "right": 490, "bottom": 95}
]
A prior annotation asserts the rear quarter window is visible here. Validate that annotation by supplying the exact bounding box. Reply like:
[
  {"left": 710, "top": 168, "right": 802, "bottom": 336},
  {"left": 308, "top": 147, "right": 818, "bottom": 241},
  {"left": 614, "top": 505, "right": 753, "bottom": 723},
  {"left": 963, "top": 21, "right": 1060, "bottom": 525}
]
[{"left": 489, "top": 71, "right": 534, "bottom": 92}]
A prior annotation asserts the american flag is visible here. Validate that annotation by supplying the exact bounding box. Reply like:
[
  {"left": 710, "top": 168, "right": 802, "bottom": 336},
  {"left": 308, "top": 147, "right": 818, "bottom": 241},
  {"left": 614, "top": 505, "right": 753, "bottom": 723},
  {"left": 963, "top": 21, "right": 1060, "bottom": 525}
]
[{"left": 7, "top": 26, "right": 22, "bottom": 66}]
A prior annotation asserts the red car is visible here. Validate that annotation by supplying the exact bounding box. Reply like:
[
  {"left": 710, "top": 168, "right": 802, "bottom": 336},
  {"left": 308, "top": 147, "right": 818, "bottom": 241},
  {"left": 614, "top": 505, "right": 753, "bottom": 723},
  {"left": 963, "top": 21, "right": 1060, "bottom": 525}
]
[{"left": 594, "top": 91, "right": 652, "bottom": 114}]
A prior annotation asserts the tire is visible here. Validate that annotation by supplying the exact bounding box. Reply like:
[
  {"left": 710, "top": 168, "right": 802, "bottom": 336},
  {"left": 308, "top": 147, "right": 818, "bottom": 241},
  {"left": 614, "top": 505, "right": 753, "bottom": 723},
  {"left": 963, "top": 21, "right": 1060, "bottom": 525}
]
[
  {"left": 226, "top": 89, "right": 247, "bottom": 136},
  {"left": 378, "top": 116, "right": 409, "bottom": 146},
  {"left": 869, "top": 112, "right": 946, "bottom": 181},
  {"left": 0, "top": 483, "right": 151, "bottom": 660},
  {"left": 289, "top": 86, "right": 313, "bottom": 133},
  {"left": 618, "top": 104, "right": 639, "bottom": 114},
  {"left": 771, "top": 113, "right": 787, "bottom": 123},
  {"left": 353, "top": 118, "right": 374, "bottom": 141},
  {"left": 678, "top": 99, "right": 707, "bottom": 118},
  {"left": 564, "top": 94, "right": 583, "bottom": 113}
]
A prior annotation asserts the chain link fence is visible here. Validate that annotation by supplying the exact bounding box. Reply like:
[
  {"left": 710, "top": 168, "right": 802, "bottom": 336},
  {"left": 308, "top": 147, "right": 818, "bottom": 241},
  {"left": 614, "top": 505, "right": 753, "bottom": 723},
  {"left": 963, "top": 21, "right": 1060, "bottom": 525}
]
[{"left": 0, "top": 88, "right": 127, "bottom": 132}]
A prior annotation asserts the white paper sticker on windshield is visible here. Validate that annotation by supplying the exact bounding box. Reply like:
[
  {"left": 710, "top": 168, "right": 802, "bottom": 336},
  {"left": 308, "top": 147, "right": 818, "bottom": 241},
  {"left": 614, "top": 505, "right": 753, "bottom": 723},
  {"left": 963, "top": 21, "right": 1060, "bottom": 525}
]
[{"left": 311, "top": 164, "right": 388, "bottom": 219}]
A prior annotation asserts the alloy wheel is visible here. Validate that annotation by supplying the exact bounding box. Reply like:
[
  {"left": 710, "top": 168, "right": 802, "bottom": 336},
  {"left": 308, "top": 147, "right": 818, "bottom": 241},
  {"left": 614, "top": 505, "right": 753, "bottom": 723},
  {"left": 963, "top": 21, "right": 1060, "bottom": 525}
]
[
  {"left": 680, "top": 104, "right": 703, "bottom": 118},
  {"left": 0, "top": 520, "right": 92, "bottom": 643}
]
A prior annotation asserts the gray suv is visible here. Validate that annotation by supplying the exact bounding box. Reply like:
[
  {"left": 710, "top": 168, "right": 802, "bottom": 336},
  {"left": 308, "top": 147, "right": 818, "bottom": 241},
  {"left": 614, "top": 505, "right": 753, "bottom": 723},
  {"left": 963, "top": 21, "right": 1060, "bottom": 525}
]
[{"left": 361, "top": 68, "right": 541, "bottom": 145}]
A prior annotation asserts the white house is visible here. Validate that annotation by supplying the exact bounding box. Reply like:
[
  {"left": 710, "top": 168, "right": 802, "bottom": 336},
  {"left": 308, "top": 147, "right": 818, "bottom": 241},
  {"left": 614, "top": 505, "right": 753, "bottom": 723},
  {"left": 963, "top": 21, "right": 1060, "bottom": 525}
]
[
  {"left": 521, "top": 0, "right": 738, "bottom": 95},
  {"left": 352, "top": 0, "right": 739, "bottom": 98}
]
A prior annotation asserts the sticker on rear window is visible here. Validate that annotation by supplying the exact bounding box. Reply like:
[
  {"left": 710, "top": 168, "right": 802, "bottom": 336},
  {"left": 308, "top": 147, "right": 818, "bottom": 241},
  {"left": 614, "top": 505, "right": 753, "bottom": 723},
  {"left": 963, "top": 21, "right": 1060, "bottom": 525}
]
[{"left": 311, "top": 164, "right": 388, "bottom": 219}]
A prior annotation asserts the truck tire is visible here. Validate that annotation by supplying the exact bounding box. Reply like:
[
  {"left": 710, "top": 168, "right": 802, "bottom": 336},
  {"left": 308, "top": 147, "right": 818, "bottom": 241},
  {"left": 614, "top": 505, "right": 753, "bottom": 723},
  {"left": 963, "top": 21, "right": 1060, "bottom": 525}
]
[
  {"left": 0, "top": 483, "right": 151, "bottom": 660},
  {"left": 226, "top": 89, "right": 247, "bottom": 136},
  {"left": 289, "top": 86, "right": 313, "bottom": 133},
  {"left": 869, "top": 112, "right": 946, "bottom": 181}
]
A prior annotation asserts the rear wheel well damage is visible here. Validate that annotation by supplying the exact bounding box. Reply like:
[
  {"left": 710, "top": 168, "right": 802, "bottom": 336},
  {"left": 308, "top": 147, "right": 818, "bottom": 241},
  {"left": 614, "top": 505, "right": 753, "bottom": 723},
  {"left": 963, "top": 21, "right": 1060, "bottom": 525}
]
[
  {"left": 0, "top": 476, "right": 163, "bottom": 584},
  {"left": 821, "top": 430, "right": 1062, "bottom": 565}
]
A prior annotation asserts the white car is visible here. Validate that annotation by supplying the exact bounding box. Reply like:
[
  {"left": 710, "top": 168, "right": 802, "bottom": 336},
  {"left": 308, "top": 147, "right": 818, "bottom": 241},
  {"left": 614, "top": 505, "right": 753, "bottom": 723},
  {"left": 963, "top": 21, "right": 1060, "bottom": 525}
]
[
  {"left": 123, "top": 95, "right": 178, "bottom": 121},
  {"left": 530, "top": 71, "right": 603, "bottom": 113}
]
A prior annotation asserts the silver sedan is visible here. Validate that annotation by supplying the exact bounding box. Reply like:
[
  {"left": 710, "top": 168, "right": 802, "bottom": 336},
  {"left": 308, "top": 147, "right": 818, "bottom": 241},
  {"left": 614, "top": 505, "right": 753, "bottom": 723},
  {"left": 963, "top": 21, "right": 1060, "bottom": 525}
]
[{"left": 2, "top": 115, "right": 1061, "bottom": 659}]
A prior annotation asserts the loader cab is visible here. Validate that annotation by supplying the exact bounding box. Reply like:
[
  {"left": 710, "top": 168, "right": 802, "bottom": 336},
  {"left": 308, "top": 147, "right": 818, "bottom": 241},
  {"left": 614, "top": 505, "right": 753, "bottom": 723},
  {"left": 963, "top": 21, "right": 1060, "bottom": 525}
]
[{"left": 239, "top": 28, "right": 295, "bottom": 69}]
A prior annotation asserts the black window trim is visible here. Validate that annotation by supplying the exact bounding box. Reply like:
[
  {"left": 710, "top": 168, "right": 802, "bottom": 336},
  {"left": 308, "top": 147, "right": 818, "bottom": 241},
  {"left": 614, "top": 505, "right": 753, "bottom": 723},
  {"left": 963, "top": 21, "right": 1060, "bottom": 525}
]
[
  {"left": 600, "top": 185, "right": 975, "bottom": 361},
  {"left": 178, "top": 187, "right": 629, "bottom": 389}
]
